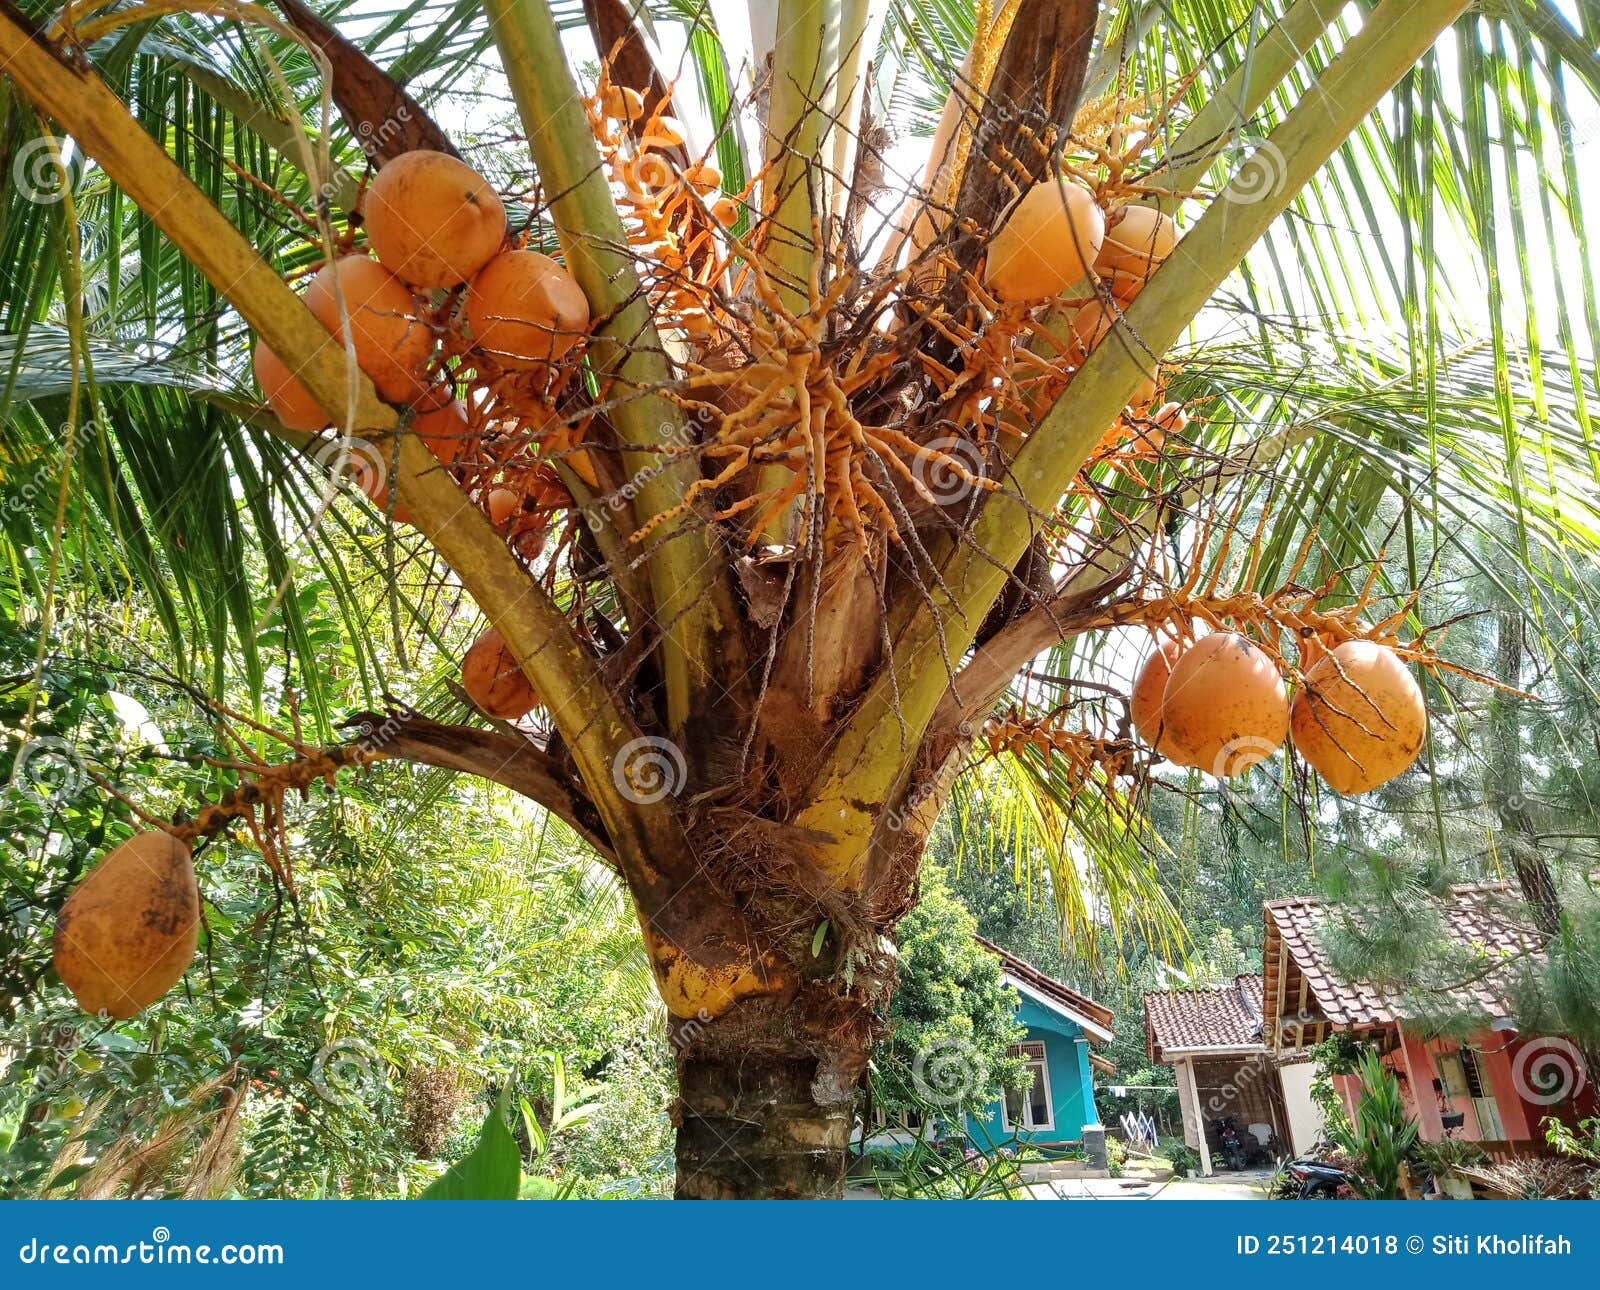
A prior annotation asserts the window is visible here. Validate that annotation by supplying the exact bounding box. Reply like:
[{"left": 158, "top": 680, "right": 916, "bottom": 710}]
[
  {"left": 871, "top": 1106, "right": 925, "bottom": 1132},
  {"left": 1001, "top": 1041, "right": 1054, "bottom": 1132},
  {"left": 1434, "top": 1047, "right": 1504, "bottom": 1139}
]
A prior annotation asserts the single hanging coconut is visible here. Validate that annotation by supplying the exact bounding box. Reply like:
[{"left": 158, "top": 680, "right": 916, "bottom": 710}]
[
  {"left": 1068, "top": 300, "right": 1158, "bottom": 408},
  {"left": 364, "top": 151, "right": 507, "bottom": 289},
  {"left": 53, "top": 831, "right": 199, "bottom": 1019},
  {"left": 1095, "top": 204, "right": 1178, "bottom": 279},
  {"left": 467, "top": 251, "right": 590, "bottom": 372},
  {"left": 413, "top": 399, "right": 472, "bottom": 465},
  {"left": 253, "top": 338, "right": 330, "bottom": 432},
  {"left": 1290, "top": 639, "right": 1426, "bottom": 793},
  {"left": 485, "top": 487, "right": 521, "bottom": 527},
  {"left": 303, "top": 256, "right": 433, "bottom": 405},
  {"left": 984, "top": 181, "right": 1105, "bottom": 302},
  {"left": 462, "top": 626, "right": 540, "bottom": 720},
  {"left": 601, "top": 84, "right": 646, "bottom": 123},
  {"left": 1161, "top": 631, "right": 1289, "bottom": 775},
  {"left": 1130, "top": 637, "right": 1184, "bottom": 755}
]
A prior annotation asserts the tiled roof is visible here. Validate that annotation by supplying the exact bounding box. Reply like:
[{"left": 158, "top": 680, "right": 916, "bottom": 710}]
[
  {"left": 1143, "top": 975, "right": 1266, "bottom": 1062},
  {"left": 973, "top": 935, "right": 1115, "bottom": 1041},
  {"left": 1263, "top": 882, "right": 1541, "bottom": 1032}
]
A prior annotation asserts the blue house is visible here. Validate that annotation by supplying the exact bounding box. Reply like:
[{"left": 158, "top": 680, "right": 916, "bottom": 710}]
[
  {"left": 860, "top": 936, "right": 1115, "bottom": 1155},
  {"left": 965, "top": 936, "right": 1115, "bottom": 1151}
]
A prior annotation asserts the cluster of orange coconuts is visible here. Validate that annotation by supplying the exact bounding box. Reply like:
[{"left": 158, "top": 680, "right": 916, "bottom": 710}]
[
  {"left": 53, "top": 830, "right": 199, "bottom": 1019},
  {"left": 1130, "top": 630, "right": 1427, "bottom": 792},
  {"left": 984, "top": 181, "right": 1177, "bottom": 410},
  {"left": 252, "top": 150, "right": 590, "bottom": 527},
  {"left": 251, "top": 151, "right": 596, "bottom": 723}
]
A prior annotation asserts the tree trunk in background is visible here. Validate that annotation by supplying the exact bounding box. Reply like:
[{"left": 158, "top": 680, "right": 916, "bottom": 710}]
[{"left": 1491, "top": 609, "right": 1562, "bottom": 936}]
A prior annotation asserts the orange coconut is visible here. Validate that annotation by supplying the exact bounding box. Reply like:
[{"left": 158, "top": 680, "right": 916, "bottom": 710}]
[
  {"left": 639, "top": 116, "right": 687, "bottom": 151},
  {"left": 253, "top": 339, "right": 330, "bottom": 431},
  {"left": 414, "top": 399, "right": 472, "bottom": 464},
  {"left": 53, "top": 831, "right": 198, "bottom": 1019},
  {"left": 304, "top": 256, "right": 433, "bottom": 404},
  {"left": 462, "top": 626, "right": 539, "bottom": 720},
  {"left": 601, "top": 84, "right": 646, "bottom": 123},
  {"left": 364, "top": 151, "right": 507, "bottom": 289},
  {"left": 1160, "top": 631, "right": 1288, "bottom": 776},
  {"left": 1100, "top": 269, "right": 1149, "bottom": 305},
  {"left": 1095, "top": 204, "right": 1178, "bottom": 279},
  {"left": 485, "top": 487, "right": 521, "bottom": 527},
  {"left": 1069, "top": 300, "right": 1158, "bottom": 407},
  {"left": 1290, "top": 639, "right": 1426, "bottom": 793},
  {"left": 984, "top": 181, "right": 1105, "bottom": 302},
  {"left": 467, "top": 251, "right": 590, "bottom": 372},
  {"left": 1130, "top": 637, "right": 1184, "bottom": 755},
  {"left": 682, "top": 162, "right": 722, "bottom": 193}
]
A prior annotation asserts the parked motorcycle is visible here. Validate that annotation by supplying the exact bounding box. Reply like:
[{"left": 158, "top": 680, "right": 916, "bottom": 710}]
[
  {"left": 1282, "top": 1156, "right": 1356, "bottom": 1199},
  {"left": 1210, "top": 1116, "right": 1250, "bottom": 1171}
]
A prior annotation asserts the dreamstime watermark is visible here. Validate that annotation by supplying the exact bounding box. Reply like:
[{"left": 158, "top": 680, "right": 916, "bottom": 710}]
[
  {"left": 667, "top": 1007, "right": 714, "bottom": 1051},
  {"left": 911, "top": 436, "right": 987, "bottom": 507},
  {"left": 309, "top": 104, "right": 416, "bottom": 211},
  {"left": 1512, "top": 1037, "right": 1588, "bottom": 1106},
  {"left": 11, "top": 136, "right": 82, "bottom": 206},
  {"left": 911, "top": 1036, "right": 981, "bottom": 1108},
  {"left": 311, "top": 434, "right": 389, "bottom": 503},
  {"left": 612, "top": 735, "right": 687, "bottom": 805},
  {"left": 310, "top": 1036, "right": 384, "bottom": 1106},
  {"left": 345, "top": 712, "right": 404, "bottom": 757},
  {"left": 17, "top": 1227, "right": 283, "bottom": 1267},
  {"left": 5, "top": 735, "right": 88, "bottom": 806},
  {"left": 2, "top": 420, "right": 103, "bottom": 520},
  {"left": 1211, "top": 735, "right": 1281, "bottom": 779},
  {"left": 882, "top": 721, "right": 973, "bottom": 833},
  {"left": 581, "top": 412, "right": 707, "bottom": 532},
  {"left": 1220, "top": 136, "right": 1289, "bottom": 206},
  {"left": 620, "top": 149, "right": 677, "bottom": 207}
]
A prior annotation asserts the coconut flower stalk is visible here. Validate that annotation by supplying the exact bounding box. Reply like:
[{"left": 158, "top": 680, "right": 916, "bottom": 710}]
[{"left": 1, "top": 0, "right": 1521, "bottom": 1199}]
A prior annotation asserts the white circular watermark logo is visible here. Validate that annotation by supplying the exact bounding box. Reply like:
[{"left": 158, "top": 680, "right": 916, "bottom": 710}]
[
  {"left": 911, "top": 1036, "right": 981, "bottom": 1108},
  {"left": 612, "top": 736, "right": 687, "bottom": 805},
  {"left": 1221, "top": 136, "right": 1288, "bottom": 206},
  {"left": 311, "top": 435, "right": 389, "bottom": 503},
  {"left": 912, "top": 436, "right": 987, "bottom": 506},
  {"left": 622, "top": 151, "right": 677, "bottom": 206},
  {"left": 311, "top": 1037, "right": 384, "bottom": 1106},
  {"left": 7, "top": 736, "right": 87, "bottom": 805},
  {"left": 1211, "top": 735, "right": 1281, "bottom": 779},
  {"left": 1512, "top": 1038, "right": 1588, "bottom": 1106},
  {"left": 12, "top": 137, "right": 81, "bottom": 206}
]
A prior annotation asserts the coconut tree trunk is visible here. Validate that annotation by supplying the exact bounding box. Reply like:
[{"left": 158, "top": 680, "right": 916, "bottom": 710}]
[
  {"left": 673, "top": 1041, "right": 865, "bottom": 1199},
  {"left": 668, "top": 979, "right": 877, "bottom": 1198}
]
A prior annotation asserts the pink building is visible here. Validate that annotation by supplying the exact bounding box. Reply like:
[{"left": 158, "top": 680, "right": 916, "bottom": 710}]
[{"left": 1262, "top": 882, "right": 1596, "bottom": 1159}]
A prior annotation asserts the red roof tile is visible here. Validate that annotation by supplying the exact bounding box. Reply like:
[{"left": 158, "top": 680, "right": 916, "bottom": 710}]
[
  {"left": 973, "top": 935, "right": 1115, "bottom": 1039},
  {"left": 1143, "top": 975, "right": 1265, "bottom": 1061},
  {"left": 1263, "top": 882, "right": 1541, "bottom": 1034}
]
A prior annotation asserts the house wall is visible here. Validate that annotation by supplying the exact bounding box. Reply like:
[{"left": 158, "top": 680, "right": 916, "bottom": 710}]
[
  {"left": 965, "top": 997, "right": 1097, "bottom": 1147},
  {"left": 1372, "top": 1026, "right": 1600, "bottom": 1147},
  {"left": 1278, "top": 1060, "right": 1324, "bottom": 1155}
]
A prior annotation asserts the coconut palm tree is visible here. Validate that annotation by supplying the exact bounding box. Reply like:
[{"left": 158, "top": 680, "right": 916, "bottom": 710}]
[{"left": 3, "top": 0, "right": 1599, "bottom": 1197}]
